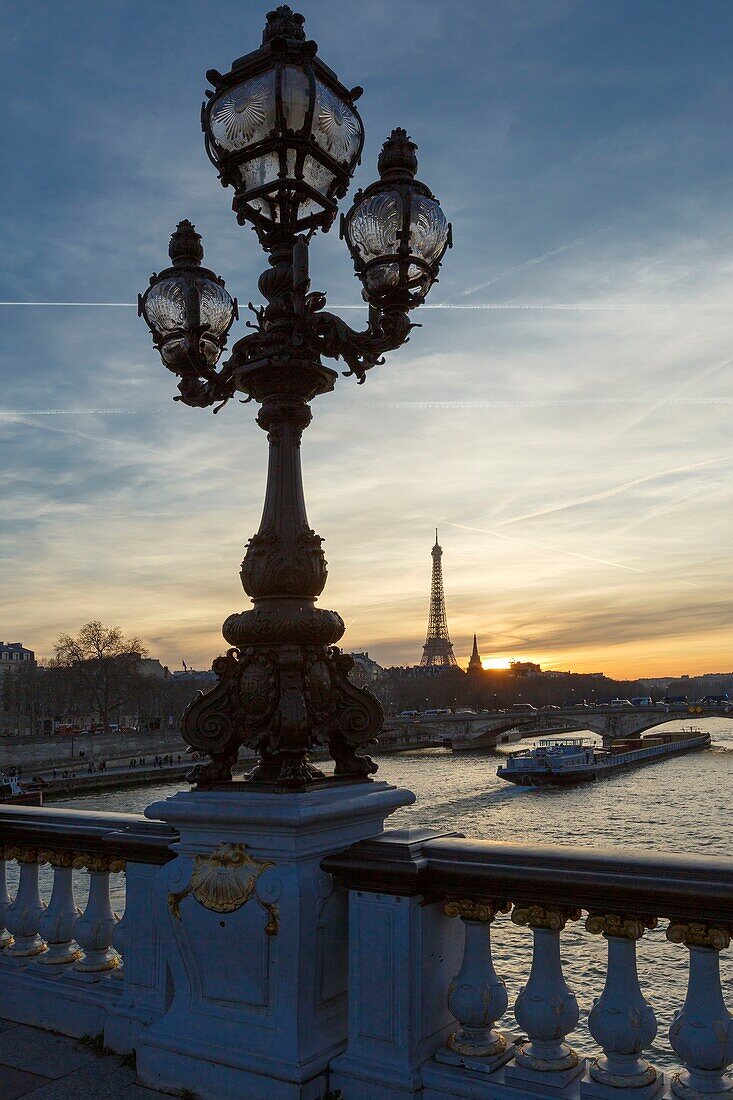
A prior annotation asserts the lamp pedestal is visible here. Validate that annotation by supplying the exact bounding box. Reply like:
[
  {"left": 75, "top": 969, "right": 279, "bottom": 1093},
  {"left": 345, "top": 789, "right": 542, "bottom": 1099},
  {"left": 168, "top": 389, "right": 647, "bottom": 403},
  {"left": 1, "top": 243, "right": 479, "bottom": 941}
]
[{"left": 136, "top": 781, "right": 413, "bottom": 1100}]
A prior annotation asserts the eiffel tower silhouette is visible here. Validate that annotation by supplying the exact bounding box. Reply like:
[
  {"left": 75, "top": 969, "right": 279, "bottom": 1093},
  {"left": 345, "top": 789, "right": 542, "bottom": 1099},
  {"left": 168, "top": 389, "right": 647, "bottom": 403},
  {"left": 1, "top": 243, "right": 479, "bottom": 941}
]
[{"left": 420, "top": 530, "right": 457, "bottom": 667}]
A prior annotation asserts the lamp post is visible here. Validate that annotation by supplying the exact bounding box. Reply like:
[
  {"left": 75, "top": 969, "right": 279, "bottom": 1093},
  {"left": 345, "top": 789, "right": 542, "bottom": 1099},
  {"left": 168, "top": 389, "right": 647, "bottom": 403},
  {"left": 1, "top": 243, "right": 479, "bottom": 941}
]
[{"left": 140, "top": 5, "right": 451, "bottom": 790}]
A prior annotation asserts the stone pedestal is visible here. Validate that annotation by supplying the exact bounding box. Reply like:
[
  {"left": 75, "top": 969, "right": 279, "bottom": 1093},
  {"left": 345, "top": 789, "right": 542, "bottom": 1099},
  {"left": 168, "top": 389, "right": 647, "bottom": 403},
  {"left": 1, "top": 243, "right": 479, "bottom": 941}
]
[
  {"left": 135, "top": 780, "right": 413, "bottom": 1100},
  {"left": 104, "top": 861, "right": 169, "bottom": 1054},
  {"left": 328, "top": 889, "right": 463, "bottom": 1099},
  {"left": 327, "top": 829, "right": 465, "bottom": 1100}
]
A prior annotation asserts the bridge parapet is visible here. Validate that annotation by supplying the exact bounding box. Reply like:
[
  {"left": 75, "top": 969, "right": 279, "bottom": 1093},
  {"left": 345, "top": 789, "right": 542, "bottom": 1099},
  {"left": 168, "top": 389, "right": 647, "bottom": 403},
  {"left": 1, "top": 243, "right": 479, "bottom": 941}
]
[
  {"left": 326, "top": 832, "right": 733, "bottom": 1100},
  {"left": 433, "top": 705, "right": 732, "bottom": 751},
  {"left": 1, "top": 787, "right": 732, "bottom": 1097}
]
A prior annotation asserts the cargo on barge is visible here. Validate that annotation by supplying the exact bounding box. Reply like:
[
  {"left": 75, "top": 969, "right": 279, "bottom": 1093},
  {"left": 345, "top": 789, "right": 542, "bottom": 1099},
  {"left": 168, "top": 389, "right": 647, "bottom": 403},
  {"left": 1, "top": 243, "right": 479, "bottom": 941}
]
[{"left": 496, "top": 728, "right": 711, "bottom": 787}]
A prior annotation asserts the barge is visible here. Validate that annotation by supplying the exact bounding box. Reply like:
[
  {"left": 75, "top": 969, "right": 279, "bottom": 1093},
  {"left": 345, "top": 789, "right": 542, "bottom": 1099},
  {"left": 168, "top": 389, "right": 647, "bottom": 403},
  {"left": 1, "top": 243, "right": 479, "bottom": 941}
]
[
  {"left": 0, "top": 772, "right": 43, "bottom": 806},
  {"left": 497, "top": 728, "right": 711, "bottom": 787}
]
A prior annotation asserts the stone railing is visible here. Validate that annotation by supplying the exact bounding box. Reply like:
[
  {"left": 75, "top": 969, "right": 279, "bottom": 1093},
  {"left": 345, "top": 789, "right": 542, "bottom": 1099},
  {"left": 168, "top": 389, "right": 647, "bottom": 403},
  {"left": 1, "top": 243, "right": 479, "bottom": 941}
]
[
  {"left": 0, "top": 801, "right": 731, "bottom": 1099},
  {"left": 323, "top": 829, "right": 733, "bottom": 1100},
  {"left": 0, "top": 805, "right": 176, "bottom": 1051}
]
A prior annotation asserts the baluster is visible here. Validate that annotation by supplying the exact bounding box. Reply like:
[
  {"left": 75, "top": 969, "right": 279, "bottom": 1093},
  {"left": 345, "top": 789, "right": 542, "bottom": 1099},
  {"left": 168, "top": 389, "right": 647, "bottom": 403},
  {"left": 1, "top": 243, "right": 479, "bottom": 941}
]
[
  {"left": 37, "top": 852, "right": 82, "bottom": 966},
  {"left": 504, "top": 904, "right": 586, "bottom": 1090},
  {"left": 70, "top": 853, "right": 123, "bottom": 976},
  {"left": 435, "top": 898, "right": 514, "bottom": 1073},
  {"left": 667, "top": 922, "right": 733, "bottom": 1098},
  {"left": 581, "top": 913, "right": 664, "bottom": 1099},
  {"left": 3, "top": 847, "right": 47, "bottom": 960},
  {"left": 0, "top": 857, "right": 13, "bottom": 948},
  {"left": 110, "top": 890, "right": 127, "bottom": 980}
]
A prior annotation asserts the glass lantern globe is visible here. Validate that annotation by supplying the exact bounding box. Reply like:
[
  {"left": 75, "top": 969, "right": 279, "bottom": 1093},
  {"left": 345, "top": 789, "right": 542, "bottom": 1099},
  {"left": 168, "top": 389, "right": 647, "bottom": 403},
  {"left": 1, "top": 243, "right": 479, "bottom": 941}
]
[
  {"left": 341, "top": 129, "right": 451, "bottom": 310},
  {"left": 139, "top": 221, "right": 237, "bottom": 373},
  {"left": 202, "top": 5, "right": 364, "bottom": 240}
]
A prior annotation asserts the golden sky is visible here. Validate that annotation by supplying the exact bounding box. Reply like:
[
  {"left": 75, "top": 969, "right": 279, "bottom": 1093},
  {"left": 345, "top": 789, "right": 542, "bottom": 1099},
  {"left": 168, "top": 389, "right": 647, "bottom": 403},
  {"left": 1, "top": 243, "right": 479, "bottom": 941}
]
[{"left": 2, "top": 1, "right": 732, "bottom": 680}]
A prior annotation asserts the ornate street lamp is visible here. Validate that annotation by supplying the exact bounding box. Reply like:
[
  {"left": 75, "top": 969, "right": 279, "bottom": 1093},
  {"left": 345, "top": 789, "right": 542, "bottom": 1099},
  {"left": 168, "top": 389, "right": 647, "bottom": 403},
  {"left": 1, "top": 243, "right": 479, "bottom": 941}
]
[
  {"left": 138, "top": 220, "right": 238, "bottom": 409},
  {"left": 140, "top": 5, "right": 451, "bottom": 788}
]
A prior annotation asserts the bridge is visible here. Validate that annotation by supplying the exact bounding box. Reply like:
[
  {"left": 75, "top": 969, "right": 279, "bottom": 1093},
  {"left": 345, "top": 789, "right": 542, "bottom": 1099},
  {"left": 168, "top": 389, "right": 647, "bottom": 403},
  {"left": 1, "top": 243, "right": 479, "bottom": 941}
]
[{"left": 383, "top": 704, "right": 732, "bottom": 752}]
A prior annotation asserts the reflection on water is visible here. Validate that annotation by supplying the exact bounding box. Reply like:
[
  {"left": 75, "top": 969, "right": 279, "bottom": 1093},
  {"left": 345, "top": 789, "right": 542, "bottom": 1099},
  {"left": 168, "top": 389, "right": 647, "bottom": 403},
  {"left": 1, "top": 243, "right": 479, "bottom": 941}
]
[{"left": 21, "top": 718, "right": 733, "bottom": 1070}]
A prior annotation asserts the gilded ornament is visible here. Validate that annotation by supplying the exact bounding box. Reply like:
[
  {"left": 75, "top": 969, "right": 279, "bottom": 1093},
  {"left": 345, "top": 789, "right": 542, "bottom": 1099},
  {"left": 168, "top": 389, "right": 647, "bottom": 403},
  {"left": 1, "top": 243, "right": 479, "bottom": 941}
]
[
  {"left": 514, "top": 1038, "right": 579, "bottom": 1072},
  {"left": 511, "top": 904, "right": 581, "bottom": 931},
  {"left": 447, "top": 1031, "right": 507, "bottom": 1057},
  {"left": 588, "top": 1056, "right": 658, "bottom": 1088},
  {"left": 167, "top": 842, "right": 279, "bottom": 935},
  {"left": 585, "top": 913, "right": 657, "bottom": 940},
  {"left": 4, "top": 846, "right": 38, "bottom": 864},
  {"left": 72, "top": 853, "right": 126, "bottom": 874},
  {"left": 666, "top": 921, "right": 731, "bottom": 951},
  {"left": 38, "top": 850, "right": 75, "bottom": 869},
  {"left": 444, "top": 898, "right": 510, "bottom": 923}
]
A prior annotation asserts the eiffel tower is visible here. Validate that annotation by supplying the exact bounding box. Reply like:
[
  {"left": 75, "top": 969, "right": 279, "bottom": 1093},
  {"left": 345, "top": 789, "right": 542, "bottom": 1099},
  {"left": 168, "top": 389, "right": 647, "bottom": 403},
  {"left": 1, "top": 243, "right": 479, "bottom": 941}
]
[{"left": 420, "top": 530, "right": 457, "bottom": 667}]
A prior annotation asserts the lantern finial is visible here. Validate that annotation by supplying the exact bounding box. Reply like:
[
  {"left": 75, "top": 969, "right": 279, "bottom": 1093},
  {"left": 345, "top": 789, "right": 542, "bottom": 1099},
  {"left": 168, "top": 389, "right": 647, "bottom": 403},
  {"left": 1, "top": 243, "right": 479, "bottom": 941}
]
[
  {"left": 378, "top": 128, "right": 418, "bottom": 181},
  {"left": 169, "top": 220, "right": 204, "bottom": 267},
  {"left": 262, "top": 5, "right": 306, "bottom": 44}
]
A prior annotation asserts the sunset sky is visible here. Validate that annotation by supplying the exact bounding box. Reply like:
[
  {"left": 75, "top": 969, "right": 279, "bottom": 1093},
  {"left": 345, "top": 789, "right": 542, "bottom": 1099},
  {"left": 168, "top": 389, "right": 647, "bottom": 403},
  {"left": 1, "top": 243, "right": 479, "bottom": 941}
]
[{"left": 2, "top": 0, "right": 733, "bottom": 678}]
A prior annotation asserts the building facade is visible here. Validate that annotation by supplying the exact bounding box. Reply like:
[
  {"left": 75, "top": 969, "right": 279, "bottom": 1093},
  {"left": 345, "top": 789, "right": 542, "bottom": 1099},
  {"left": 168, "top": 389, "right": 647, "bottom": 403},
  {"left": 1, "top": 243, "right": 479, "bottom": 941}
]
[
  {"left": 0, "top": 642, "right": 34, "bottom": 672},
  {"left": 0, "top": 642, "right": 36, "bottom": 736}
]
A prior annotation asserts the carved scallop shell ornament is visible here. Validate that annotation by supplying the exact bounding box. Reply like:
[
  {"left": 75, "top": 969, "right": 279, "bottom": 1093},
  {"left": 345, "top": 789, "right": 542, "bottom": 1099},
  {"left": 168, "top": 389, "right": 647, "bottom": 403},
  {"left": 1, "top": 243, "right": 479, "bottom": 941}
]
[{"left": 168, "top": 842, "right": 278, "bottom": 933}]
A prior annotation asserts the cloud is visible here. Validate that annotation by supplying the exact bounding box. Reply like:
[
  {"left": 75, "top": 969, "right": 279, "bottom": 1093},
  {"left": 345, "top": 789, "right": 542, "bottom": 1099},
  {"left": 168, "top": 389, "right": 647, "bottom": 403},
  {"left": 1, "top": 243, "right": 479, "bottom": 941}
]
[{"left": 2, "top": 0, "right": 733, "bottom": 680}]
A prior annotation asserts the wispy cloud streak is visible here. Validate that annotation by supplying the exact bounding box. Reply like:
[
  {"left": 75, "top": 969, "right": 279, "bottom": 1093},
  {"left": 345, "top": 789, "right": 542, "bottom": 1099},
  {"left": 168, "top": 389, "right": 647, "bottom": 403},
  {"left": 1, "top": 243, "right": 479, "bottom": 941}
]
[
  {"left": 446, "top": 522, "right": 701, "bottom": 589},
  {"left": 496, "top": 457, "right": 732, "bottom": 528}
]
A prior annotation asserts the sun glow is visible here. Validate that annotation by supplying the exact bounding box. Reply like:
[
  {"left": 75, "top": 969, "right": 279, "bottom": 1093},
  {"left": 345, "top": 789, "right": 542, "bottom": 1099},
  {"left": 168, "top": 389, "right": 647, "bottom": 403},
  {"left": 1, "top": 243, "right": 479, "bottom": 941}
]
[{"left": 481, "top": 657, "right": 513, "bottom": 671}]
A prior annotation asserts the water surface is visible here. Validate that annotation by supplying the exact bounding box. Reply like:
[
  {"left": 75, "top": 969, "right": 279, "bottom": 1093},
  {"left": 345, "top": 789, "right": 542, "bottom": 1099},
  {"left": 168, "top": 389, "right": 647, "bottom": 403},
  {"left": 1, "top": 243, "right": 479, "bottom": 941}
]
[{"left": 39, "top": 719, "right": 733, "bottom": 1068}]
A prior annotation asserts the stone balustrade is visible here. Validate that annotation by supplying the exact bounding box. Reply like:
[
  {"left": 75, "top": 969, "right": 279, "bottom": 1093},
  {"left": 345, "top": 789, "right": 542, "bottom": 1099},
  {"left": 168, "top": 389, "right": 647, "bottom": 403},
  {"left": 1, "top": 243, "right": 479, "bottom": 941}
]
[
  {"left": 0, "top": 805, "right": 175, "bottom": 1047},
  {"left": 0, "top": 803, "right": 731, "bottom": 1099},
  {"left": 323, "top": 829, "right": 733, "bottom": 1100}
]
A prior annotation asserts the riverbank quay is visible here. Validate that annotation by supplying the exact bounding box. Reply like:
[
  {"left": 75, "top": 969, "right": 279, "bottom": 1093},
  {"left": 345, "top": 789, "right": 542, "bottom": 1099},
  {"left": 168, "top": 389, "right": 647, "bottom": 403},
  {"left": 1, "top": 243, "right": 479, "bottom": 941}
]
[
  {"left": 2, "top": 731, "right": 444, "bottom": 797},
  {"left": 0, "top": 790, "right": 731, "bottom": 1099},
  {"left": 40, "top": 761, "right": 191, "bottom": 800},
  {"left": 0, "top": 729, "right": 187, "bottom": 776},
  {"left": 30, "top": 741, "right": 440, "bottom": 801}
]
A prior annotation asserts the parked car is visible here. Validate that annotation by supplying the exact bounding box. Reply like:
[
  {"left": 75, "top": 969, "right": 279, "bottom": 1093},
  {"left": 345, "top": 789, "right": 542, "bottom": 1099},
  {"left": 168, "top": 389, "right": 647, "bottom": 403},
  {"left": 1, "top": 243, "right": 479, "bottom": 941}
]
[{"left": 630, "top": 697, "right": 653, "bottom": 707}]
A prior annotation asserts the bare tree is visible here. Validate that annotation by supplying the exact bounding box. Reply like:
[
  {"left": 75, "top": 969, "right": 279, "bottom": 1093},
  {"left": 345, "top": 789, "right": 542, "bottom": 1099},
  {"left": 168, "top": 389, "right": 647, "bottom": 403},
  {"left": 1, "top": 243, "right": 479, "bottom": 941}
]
[{"left": 53, "top": 622, "right": 147, "bottom": 733}]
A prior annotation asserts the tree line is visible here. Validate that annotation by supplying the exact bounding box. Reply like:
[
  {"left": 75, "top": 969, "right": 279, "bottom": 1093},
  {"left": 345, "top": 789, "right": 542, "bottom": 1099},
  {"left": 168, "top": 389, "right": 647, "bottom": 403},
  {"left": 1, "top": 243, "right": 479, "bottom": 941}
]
[
  {"left": 2, "top": 621, "right": 206, "bottom": 737},
  {"left": 364, "top": 666, "right": 652, "bottom": 715}
]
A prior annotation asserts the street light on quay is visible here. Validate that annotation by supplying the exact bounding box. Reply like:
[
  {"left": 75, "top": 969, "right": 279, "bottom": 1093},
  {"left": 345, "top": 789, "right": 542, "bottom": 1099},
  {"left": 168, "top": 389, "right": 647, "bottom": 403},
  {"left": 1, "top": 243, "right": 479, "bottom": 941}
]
[{"left": 139, "top": 5, "right": 451, "bottom": 789}]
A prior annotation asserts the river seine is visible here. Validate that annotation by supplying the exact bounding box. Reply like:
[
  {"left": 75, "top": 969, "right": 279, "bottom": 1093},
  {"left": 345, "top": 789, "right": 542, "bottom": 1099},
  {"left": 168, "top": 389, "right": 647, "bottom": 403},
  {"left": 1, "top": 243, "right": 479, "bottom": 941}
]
[{"left": 56, "top": 717, "right": 733, "bottom": 1071}]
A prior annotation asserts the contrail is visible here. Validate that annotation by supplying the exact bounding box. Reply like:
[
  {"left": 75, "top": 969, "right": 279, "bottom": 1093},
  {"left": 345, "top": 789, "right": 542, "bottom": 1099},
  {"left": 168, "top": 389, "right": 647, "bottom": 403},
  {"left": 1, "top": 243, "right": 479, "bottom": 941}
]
[
  {"left": 4, "top": 397, "right": 733, "bottom": 418},
  {"left": 0, "top": 301, "right": 136, "bottom": 307},
  {"left": 0, "top": 300, "right": 726, "bottom": 312},
  {"left": 446, "top": 520, "right": 700, "bottom": 589},
  {"left": 439, "top": 227, "right": 612, "bottom": 304},
  {"left": 616, "top": 483, "right": 721, "bottom": 535},
  {"left": 0, "top": 411, "right": 244, "bottom": 477},
  {"left": 603, "top": 354, "right": 733, "bottom": 445},
  {"left": 0, "top": 408, "right": 165, "bottom": 416},
  {"left": 496, "top": 456, "right": 732, "bottom": 528},
  {"left": 357, "top": 398, "right": 733, "bottom": 410}
]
